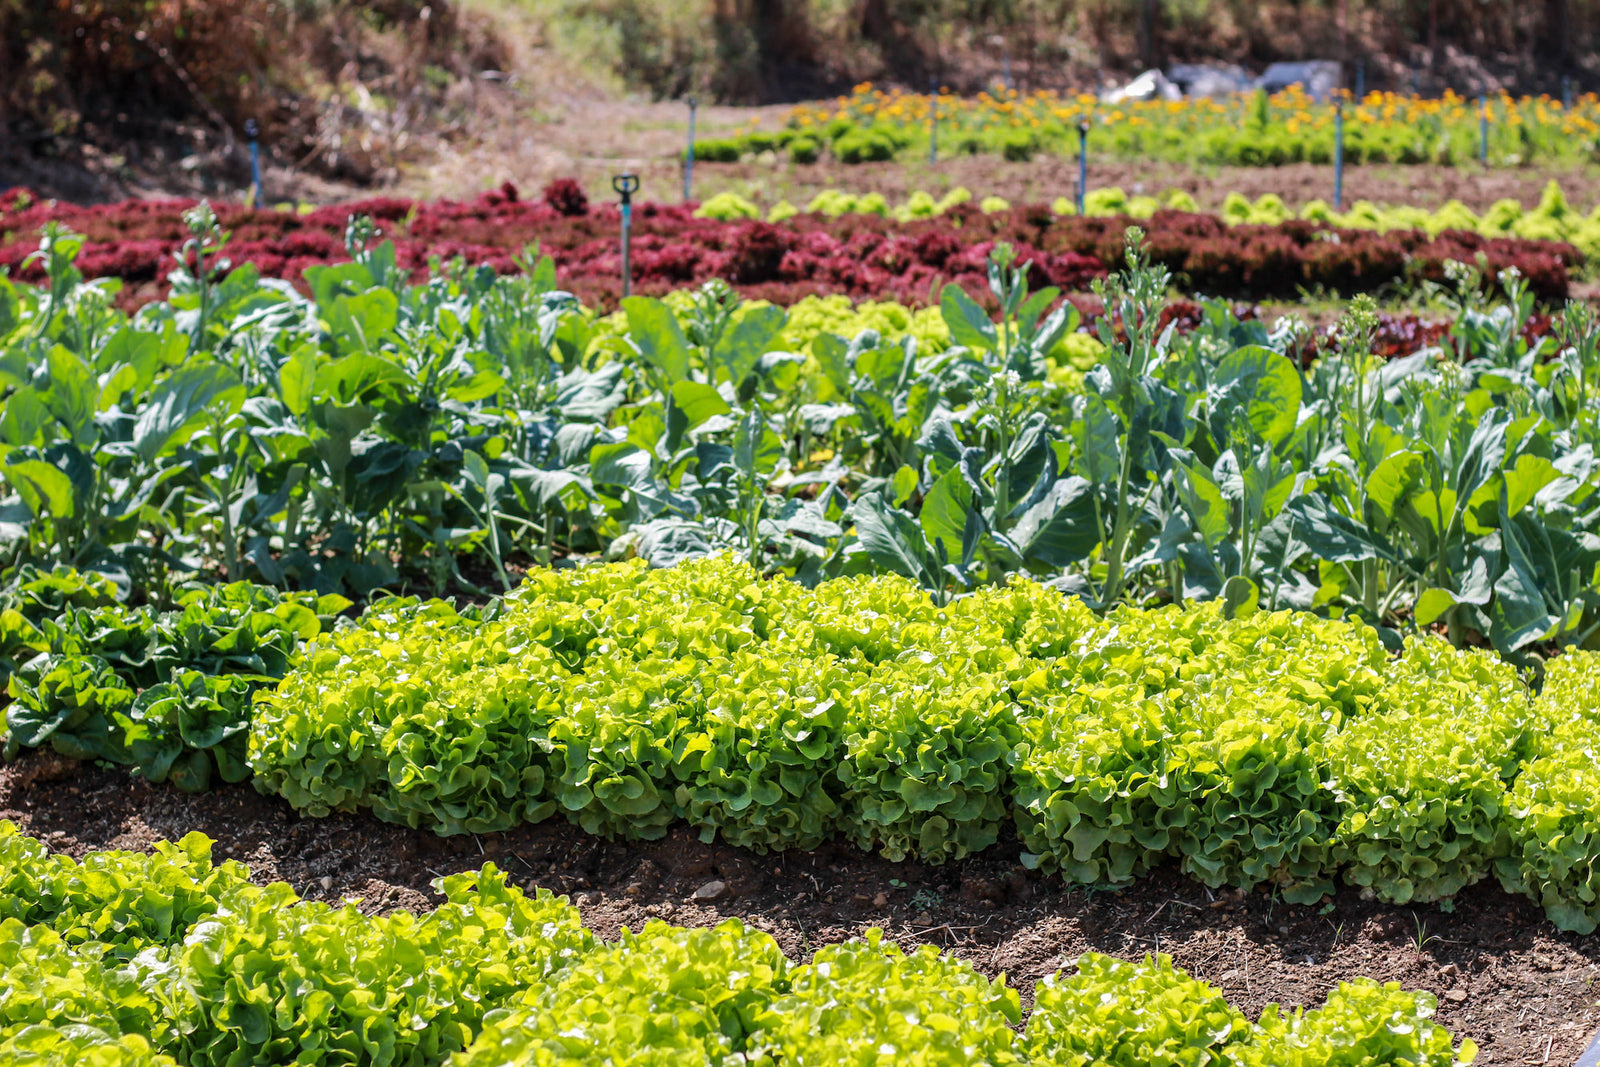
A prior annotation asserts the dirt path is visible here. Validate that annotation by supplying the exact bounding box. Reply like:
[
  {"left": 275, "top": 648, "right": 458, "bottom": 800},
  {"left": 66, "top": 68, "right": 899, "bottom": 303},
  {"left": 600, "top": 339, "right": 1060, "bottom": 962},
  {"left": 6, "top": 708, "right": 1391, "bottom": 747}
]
[{"left": 5, "top": 750, "right": 1596, "bottom": 1064}]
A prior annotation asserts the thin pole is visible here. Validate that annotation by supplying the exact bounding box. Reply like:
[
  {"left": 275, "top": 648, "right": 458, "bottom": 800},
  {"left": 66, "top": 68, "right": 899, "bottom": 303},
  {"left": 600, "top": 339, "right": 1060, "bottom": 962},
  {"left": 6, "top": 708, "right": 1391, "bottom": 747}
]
[
  {"left": 244, "top": 118, "right": 263, "bottom": 207},
  {"left": 929, "top": 77, "right": 937, "bottom": 164},
  {"left": 1076, "top": 120, "right": 1089, "bottom": 215},
  {"left": 1333, "top": 101, "right": 1344, "bottom": 210},
  {"left": 613, "top": 173, "right": 639, "bottom": 299},
  {"left": 1479, "top": 93, "right": 1489, "bottom": 166},
  {"left": 683, "top": 98, "right": 697, "bottom": 203},
  {"left": 1563, "top": 76, "right": 1573, "bottom": 111},
  {"left": 1354, "top": 58, "right": 1364, "bottom": 101}
]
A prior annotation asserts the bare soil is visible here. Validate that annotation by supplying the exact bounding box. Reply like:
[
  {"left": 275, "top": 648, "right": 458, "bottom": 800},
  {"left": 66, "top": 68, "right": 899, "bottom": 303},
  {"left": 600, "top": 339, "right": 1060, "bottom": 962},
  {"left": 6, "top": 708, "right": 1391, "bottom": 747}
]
[{"left": 4, "top": 749, "right": 1596, "bottom": 1064}]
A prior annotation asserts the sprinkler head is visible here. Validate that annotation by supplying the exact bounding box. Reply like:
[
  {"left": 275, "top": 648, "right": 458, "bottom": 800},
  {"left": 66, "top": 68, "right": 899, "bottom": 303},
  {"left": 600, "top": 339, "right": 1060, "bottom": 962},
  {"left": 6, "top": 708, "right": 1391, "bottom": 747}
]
[{"left": 612, "top": 173, "right": 640, "bottom": 201}]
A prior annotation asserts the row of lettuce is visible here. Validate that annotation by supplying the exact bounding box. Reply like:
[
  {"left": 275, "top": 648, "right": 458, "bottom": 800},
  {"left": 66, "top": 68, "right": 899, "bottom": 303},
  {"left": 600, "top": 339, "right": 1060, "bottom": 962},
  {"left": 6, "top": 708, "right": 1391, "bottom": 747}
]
[
  {"left": 0, "top": 180, "right": 1581, "bottom": 312},
  {"left": 0, "top": 824, "right": 1475, "bottom": 1067},
  {"left": 6, "top": 557, "right": 1599, "bottom": 936},
  {"left": 696, "top": 179, "right": 1600, "bottom": 260},
  {"left": 713, "top": 85, "right": 1598, "bottom": 168}
]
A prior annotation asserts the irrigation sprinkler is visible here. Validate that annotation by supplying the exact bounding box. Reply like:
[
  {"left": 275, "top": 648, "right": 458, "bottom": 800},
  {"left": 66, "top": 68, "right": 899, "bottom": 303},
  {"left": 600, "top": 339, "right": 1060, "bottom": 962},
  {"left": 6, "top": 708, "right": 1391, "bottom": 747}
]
[
  {"left": 1479, "top": 93, "right": 1489, "bottom": 166},
  {"left": 683, "top": 97, "right": 698, "bottom": 203},
  {"left": 244, "top": 118, "right": 263, "bottom": 207},
  {"left": 1076, "top": 119, "right": 1090, "bottom": 216},
  {"left": 928, "top": 77, "right": 938, "bottom": 164},
  {"left": 1333, "top": 101, "right": 1345, "bottom": 210},
  {"left": 612, "top": 173, "right": 640, "bottom": 298}
]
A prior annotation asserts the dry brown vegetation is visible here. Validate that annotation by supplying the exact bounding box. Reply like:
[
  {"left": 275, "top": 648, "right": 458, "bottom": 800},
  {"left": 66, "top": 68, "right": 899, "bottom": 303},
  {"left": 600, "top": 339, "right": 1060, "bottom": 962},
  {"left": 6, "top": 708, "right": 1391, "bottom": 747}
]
[{"left": 0, "top": 0, "right": 510, "bottom": 196}]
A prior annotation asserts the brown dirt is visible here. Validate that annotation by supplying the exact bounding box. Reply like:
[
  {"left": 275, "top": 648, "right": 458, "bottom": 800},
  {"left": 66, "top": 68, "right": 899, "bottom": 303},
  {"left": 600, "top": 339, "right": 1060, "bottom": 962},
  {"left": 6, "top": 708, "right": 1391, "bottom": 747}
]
[{"left": 3, "top": 749, "right": 1596, "bottom": 1064}]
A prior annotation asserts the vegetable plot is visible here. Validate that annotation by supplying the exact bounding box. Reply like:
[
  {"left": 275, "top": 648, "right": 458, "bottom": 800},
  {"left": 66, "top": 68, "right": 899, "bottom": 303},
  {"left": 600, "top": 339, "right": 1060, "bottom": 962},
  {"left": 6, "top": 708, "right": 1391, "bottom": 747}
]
[
  {"left": 1, "top": 220, "right": 1595, "bottom": 664},
  {"left": 0, "top": 823, "right": 1478, "bottom": 1067},
  {"left": 238, "top": 555, "right": 1600, "bottom": 934}
]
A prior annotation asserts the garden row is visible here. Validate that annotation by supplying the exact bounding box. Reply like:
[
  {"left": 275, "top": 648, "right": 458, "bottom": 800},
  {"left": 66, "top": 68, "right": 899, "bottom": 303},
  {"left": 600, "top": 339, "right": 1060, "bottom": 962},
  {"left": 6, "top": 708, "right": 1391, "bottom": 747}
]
[
  {"left": 694, "top": 179, "right": 1600, "bottom": 262},
  {"left": 0, "top": 823, "right": 1474, "bottom": 1067},
  {"left": 0, "top": 182, "right": 1578, "bottom": 309},
  {"left": 6, "top": 556, "right": 1600, "bottom": 934},
  {"left": 248, "top": 559, "right": 1600, "bottom": 934},
  {"left": 731, "top": 84, "right": 1598, "bottom": 167},
  {"left": 0, "top": 225, "right": 1594, "bottom": 664}
]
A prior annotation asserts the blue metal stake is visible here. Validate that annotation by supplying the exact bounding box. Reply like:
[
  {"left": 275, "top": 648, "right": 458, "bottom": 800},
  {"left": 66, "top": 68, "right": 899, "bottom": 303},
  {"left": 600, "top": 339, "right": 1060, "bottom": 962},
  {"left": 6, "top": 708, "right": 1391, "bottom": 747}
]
[
  {"left": 244, "top": 118, "right": 263, "bottom": 207},
  {"left": 929, "top": 77, "right": 938, "bottom": 164},
  {"left": 1333, "top": 102, "right": 1344, "bottom": 210},
  {"left": 683, "top": 98, "right": 697, "bottom": 203},
  {"left": 1076, "top": 120, "right": 1089, "bottom": 215},
  {"left": 613, "top": 173, "right": 640, "bottom": 298},
  {"left": 1354, "top": 59, "right": 1364, "bottom": 101},
  {"left": 1563, "top": 76, "right": 1573, "bottom": 111},
  {"left": 1479, "top": 93, "right": 1489, "bottom": 166}
]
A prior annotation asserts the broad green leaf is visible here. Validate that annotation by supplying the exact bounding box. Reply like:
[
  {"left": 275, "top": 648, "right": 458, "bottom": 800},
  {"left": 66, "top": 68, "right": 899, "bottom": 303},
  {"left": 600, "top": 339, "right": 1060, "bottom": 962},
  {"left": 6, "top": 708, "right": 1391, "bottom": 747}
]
[
  {"left": 891, "top": 465, "right": 920, "bottom": 506},
  {"left": 1173, "top": 457, "right": 1229, "bottom": 548},
  {"left": 1011, "top": 476, "right": 1100, "bottom": 567},
  {"left": 919, "top": 466, "right": 973, "bottom": 563},
  {"left": 278, "top": 344, "right": 318, "bottom": 417},
  {"left": 0, "top": 387, "right": 50, "bottom": 448},
  {"left": 325, "top": 288, "right": 399, "bottom": 355},
  {"left": 719, "top": 304, "right": 786, "bottom": 385},
  {"left": 1491, "top": 501, "right": 1558, "bottom": 652},
  {"left": 589, "top": 442, "right": 653, "bottom": 488},
  {"left": 622, "top": 296, "right": 693, "bottom": 383},
  {"left": 939, "top": 284, "right": 998, "bottom": 353},
  {"left": 852, "top": 494, "right": 929, "bottom": 582},
  {"left": 1072, "top": 395, "right": 1121, "bottom": 485},
  {"left": 1413, "top": 587, "right": 1458, "bottom": 627},
  {"left": 1365, "top": 451, "right": 1426, "bottom": 521},
  {"left": 2, "top": 458, "right": 75, "bottom": 519},
  {"left": 812, "top": 333, "right": 853, "bottom": 395},
  {"left": 1503, "top": 454, "right": 1559, "bottom": 518},
  {"left": 670, "top": 381, "right": 731, "bottom": 431},
  {"left": 1221, "top": 575, "right": 1258, "bottom": 619},
  {"left": 1284, "top": 496, "right": 1397, "bottom": 563},
  {"left": 313, "top": 352, "right": 410, "bottom": 405},
  {"left": 1212, "top": 345, "right": 1302, "bottom": 446},
  {"left": 43, "top": 346, "right": 97, "bottom": 443},
  {"left": 134, "top": 364, "right": 246, "bottom": 463}
]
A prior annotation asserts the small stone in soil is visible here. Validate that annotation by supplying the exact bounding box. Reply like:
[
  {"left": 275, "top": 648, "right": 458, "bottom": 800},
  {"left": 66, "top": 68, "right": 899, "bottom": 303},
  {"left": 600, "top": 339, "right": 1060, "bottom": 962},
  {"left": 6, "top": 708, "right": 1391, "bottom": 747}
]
[
  {"left": 1444, "top": 988, "right": 1468, "bottom": 1002},
  {"left": 873, "top": 892, "right": 888, "bottom": 908},
  {"left": 319, "top": 876, "right": 333, "bottom": 891},
  {"left": 692, "top": 879, "right": 728, "bottom": 902}
]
